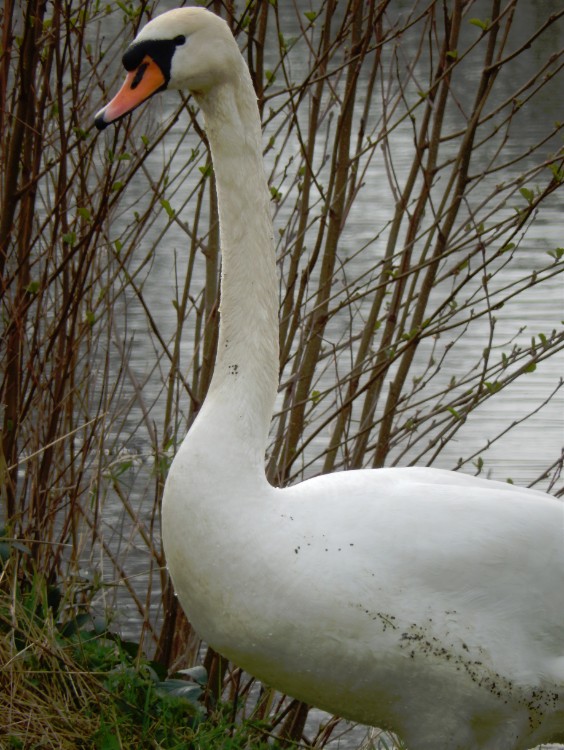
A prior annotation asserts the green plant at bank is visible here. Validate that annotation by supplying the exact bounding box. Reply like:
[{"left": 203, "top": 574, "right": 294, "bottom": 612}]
[{"left": 0, "top": 535, "right": 280, "bottom": 750}]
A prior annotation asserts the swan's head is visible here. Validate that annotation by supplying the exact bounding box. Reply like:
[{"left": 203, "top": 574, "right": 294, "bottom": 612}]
[{"left": 95, "top": 8, "right": 242, "bottom": 130}]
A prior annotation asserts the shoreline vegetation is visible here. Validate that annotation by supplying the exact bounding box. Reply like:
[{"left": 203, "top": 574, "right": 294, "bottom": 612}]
[
  {"left": 0, "top": 541, "right": 283, "bottom": 749},
  {"left": 1, "top": 1, "right": 563, "bottom": 747}
]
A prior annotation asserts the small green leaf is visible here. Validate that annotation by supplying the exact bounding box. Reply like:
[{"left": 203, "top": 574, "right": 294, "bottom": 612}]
[
  {"left": 402, "top": 328, "right": 419, "bottom": 341},
  {"left": 519, "top": 186, "right": 534, "bottom": 204},
  {"left": 484, "top": 381, "right": 502, "bottom": 394},
  {"left": 62, "top": 231, "right": 77, "bottom": 245},
  {"left": 77, "top": 207, "right": 91, "bottom": 221},
  {"left": 198, "top": 163, "right": 212, "bottom": 178},
  {"left": 304, "top": 11, "right": 317, "bottom": 22},
  {"left": 116, "top": 0, "right": 134, "bottom": 18},
  {"left": 111, "top": 460, "right": 133, "bottom": 480},
  {"left": 469, "top": 17, "right": 490, "bottom": 31},
  {"left": 447, "top": 406, "right": 461, "bottom": 420},
  {"left": 446, "top": 49, "right": 458, "bottom": 60},
  {"left": 25, "top": 280, "right": 40, "bottom": 294},
  {"left": 547, "top": 247, "right": 564, "bottom": 260},
  {"left": 549, "top": 163, "right": 564, "bottom": 182},
  {"left": 310, "top": 390, "right": 321, "bottom": 405},
  {"left": 160, "top": 199, "right": 175, "bottom": 218},
  {"left": 523, "top": 361, "right": 536, "bottom": 373}
]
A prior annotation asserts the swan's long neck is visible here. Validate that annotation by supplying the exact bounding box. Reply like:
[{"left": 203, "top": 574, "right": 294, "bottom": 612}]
[{"left": 191, "top": 69, "right": 278, "bottom": 475}]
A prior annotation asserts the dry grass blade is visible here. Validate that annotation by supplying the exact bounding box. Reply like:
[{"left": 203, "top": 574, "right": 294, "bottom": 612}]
[{"left": 0, "top": 566, "right": 102, "bottom": 748}]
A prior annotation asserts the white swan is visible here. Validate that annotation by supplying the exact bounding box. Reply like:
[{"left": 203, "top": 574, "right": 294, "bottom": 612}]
[{"left": 95, "top": 8, "right": 564, "bottom": 749}]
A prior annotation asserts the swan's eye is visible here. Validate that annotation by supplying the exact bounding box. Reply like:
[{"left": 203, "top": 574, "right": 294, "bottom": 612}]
[{"left": 174, "top": 35, "right": 186, "bottom": 46}]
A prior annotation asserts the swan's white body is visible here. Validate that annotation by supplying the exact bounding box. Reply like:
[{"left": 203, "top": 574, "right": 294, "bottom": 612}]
[{"left": 96, "top": 9, "right": 564, "bottom": 749}]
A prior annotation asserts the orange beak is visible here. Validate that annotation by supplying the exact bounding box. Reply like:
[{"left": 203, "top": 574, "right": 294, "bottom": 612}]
[{"left": 95, "top": 55, "right": 166, "bottom": 130}]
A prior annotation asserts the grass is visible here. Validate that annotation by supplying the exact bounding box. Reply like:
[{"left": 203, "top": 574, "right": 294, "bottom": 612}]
[{"left": 0, "top": 543, "right": 286, "bottom": 750}]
